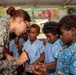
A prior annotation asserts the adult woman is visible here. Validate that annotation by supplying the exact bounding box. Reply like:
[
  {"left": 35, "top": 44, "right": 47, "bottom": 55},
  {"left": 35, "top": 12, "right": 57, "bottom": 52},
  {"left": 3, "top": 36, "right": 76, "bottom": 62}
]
[
  {"left": 7, "top": 6, "right": 30, "bottom": 36},
  {"left": 0, "top": 6, "right": 31, "bottom": 75}
]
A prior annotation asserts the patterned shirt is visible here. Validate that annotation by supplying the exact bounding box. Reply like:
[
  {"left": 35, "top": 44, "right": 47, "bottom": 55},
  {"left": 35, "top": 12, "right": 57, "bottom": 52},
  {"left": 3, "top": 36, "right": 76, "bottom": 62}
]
[
  {"left": 0, "top": 20, "right": 20, "bottom": 75},
  {"left": 56, "top": 43, "right": 76, "bottom": 75},
  {"left": 0, "top": 60, "right": 19, "bottom": 75},
  {"left": 0, "top": 20, "right": 9, "bottom": 59}
]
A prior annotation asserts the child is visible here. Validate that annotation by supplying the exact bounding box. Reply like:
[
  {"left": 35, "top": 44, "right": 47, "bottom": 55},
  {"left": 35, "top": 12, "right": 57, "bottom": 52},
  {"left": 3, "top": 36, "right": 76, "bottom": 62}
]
[
  {"left": 17, "top": 32, "right": 28, "bottom": 55},
  {"left": 19, "top": 32, "right": 28, "bottom": 45},
  {"left": 55, "top": 15, "right": 76, "bottom": 75},
  {"left": 9, "top": 37, "right": 19, "bottom": 57},
  {"left": 32, "top": 21, "right": 63, "bottom": 75},
  {"left": 22, "top": 24, "right": 44, "bottom": 75},
  {"left": 16, "top": 32, "right": 28, "bottom": 75},
  {"left": 9, "top": 32, "right": 28, "bottom": 57}
]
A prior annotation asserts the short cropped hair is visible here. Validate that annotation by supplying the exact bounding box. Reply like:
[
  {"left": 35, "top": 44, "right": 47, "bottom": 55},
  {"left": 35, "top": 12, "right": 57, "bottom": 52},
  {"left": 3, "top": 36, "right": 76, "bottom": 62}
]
[
  {"left": 42, "top": 21, "right": 59, "bottom": 35},
  {"left": 29, "top": 24, "right": 40, "bottom": 34}
]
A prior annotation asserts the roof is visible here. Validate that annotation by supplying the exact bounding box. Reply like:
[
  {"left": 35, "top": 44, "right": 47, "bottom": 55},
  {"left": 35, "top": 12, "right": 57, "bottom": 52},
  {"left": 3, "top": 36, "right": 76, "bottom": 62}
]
[{"left": 0, "top": 0, "right": 76, "bottom": 7}]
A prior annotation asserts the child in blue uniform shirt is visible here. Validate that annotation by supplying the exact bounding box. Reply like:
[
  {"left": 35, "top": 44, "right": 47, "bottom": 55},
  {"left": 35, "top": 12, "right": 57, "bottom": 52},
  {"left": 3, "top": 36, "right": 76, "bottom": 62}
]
[
  {"left": 9, "top": 37, "right": 19, "bottom": 57},
  {"left": 22, "top": 24, "right": 44, "bottom": 75},
  {"left": 32, "top": 21, "right": 63, "bottom": 75},
  {"left": 55, "top": 15, "right": 76, "bottom": 75}
]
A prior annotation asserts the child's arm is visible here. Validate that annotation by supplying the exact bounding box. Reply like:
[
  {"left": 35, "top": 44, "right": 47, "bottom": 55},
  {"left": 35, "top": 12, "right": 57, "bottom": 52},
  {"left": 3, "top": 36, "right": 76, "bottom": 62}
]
[
  {"left": 25, "top": 52, "right": 45, "bottom": 71},
  {"left": 44, "top": 59, "right": 57, "bottom": 70},
  {"left": 17, "top": 42, "right": 23, "bottom": 55},
  {"left": 32, "top": 52, "right": 45, "bottom": 65}
]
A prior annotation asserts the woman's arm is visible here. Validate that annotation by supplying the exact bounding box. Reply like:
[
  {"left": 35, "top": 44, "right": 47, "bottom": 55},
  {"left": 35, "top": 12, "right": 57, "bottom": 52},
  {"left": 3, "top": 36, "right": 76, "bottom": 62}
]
[{"left": 6, "top": 50, "right": 29, "bottom": 65}]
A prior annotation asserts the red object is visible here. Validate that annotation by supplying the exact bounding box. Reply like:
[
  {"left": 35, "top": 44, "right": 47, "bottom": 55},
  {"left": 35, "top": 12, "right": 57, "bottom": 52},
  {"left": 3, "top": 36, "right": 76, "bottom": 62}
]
[
  {"left": 48, "top": 10, "right": 52, "bottom": 18},
  {"left": 3, "top": 48, "right": 9, "bottom": 53},
  {"left": 42, "top": 11, "right": 45, "bottom": 14},
  {"left": 32, "top": 11, "right": 34, "bottom": 16},
  {"left": 43, "top": 41, "right": 46, "bottom": 46}
]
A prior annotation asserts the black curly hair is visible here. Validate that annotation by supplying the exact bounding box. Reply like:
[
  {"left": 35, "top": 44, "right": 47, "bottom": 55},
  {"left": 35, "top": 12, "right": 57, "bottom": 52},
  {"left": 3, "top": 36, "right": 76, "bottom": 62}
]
[
  {"left": 42, "top": 21, "right": 59, "bottom": 35},
  {"left": 29, "top": 24, "right": 40, "bottom": 34},
  {"left": 58, "top": 15, "right": 76, "bottom": 30}
]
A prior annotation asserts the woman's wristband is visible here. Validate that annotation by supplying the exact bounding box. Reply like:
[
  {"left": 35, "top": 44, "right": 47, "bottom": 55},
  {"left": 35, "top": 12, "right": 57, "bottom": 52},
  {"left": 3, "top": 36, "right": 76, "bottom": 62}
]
[{"left": 24, "top": 50, "right": 30, "bottom": 62}]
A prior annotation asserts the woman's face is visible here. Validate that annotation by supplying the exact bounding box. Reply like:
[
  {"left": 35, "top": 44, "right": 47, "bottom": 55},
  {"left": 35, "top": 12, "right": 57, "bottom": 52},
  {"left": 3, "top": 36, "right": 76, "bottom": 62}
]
[
  {"left": 14, "top": 23, "right": 27, "bottom": 36},
  {"left": 9, "top": 17, "right": 30, "bottom": 36}
]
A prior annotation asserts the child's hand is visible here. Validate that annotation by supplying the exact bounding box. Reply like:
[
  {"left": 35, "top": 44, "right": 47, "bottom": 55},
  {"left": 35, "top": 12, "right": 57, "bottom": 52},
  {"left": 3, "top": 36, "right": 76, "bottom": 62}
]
[
  {"left": 32, "top": 62, "right": 48, "bottom": 75},
  {"left": 25, "top": 64, "right": 32, "bottom": 71},
  {"left": 17, "top": 43, "right": 23, "bottom": 52},
  {"left": 14, "top": 39, "right": 19, "bottom": 45}
]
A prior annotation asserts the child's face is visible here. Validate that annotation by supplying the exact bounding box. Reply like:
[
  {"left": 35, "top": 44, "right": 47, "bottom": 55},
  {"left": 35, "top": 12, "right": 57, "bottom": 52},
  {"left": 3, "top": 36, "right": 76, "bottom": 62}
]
[
  {"left": 28, "top": 28, "right": 39, "bottom": 41},
  {"left": 20, "top": 33, "right": 28, "bottom": 39},
  {"left": 60, "top": 28, "right": 73, "bottom": 45},
  {"left": 45, "top": 33, "right": 58, "bottom": 43}
]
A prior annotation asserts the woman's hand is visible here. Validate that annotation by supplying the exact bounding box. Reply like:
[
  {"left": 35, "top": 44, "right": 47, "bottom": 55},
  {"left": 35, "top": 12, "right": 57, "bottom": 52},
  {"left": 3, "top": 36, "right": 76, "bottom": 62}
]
[
  {"left": 17, "top": 51, "right": 29, "bottom": 65},
  {"left": 5, "top": 53, "right": 15, "bottom": 60}
]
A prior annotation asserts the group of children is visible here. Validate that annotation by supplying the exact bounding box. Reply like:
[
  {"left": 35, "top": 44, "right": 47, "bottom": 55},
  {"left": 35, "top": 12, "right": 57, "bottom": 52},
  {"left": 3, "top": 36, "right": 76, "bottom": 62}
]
[
  {"left": 31, "top": 15, "right": 76, "bottom": 75},
  {"left": 3, "top": 14, "right": 76, "bottom": 75}
]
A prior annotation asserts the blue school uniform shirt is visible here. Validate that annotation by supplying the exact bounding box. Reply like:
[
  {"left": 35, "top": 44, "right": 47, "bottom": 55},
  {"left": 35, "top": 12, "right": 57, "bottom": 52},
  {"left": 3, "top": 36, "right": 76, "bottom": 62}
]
[
  {"left": 19, "top": 38, "right": 25, "bottom": 45},
  {"left": 56, "top": 43, "right": 76, "bottom": 75},
  {"left": 9, "top": 39, "right": 19, "bottom": 57},
  {"left": 44, "top": 39, "right": 63, "bottom": 75},
  {"left": 22, "top": 39, "right": 44, "bottom": 64}
]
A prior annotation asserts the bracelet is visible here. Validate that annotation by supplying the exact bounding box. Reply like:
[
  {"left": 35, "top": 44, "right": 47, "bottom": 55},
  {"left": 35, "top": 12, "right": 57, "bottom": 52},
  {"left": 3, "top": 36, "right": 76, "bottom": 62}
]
[{"left": 24, "top": 50, "right": 30, "bottom": 63}]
